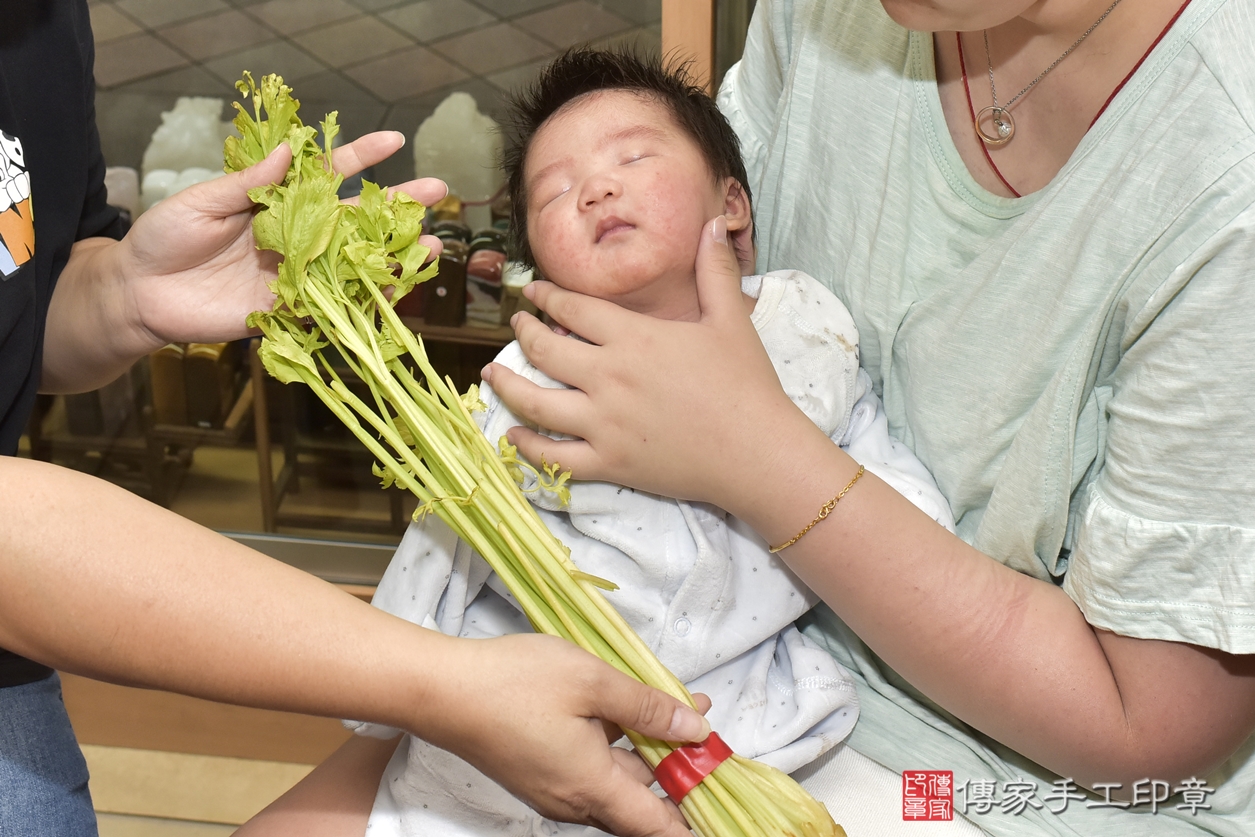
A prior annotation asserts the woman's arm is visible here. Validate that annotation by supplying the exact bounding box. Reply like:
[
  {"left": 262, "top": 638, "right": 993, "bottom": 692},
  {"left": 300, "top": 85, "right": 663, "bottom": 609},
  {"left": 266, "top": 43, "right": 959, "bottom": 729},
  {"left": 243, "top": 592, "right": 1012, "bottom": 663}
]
[
  {"left": 0, "top": 455, "right": 707, "bottom": 837},
  {"left": 764, "top": 443, "right": 1255, "bottom": 790},
  {"left": 484, "top": 217, "right": 1255, "bottom": 789}
]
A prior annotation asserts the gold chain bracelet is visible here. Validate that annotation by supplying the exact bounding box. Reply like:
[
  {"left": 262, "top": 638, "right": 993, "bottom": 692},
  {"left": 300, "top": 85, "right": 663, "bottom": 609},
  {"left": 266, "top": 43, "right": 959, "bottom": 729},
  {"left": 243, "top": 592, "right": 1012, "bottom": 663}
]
[{"left": 769, "top": 464, "right": 866, "bottom": 553}]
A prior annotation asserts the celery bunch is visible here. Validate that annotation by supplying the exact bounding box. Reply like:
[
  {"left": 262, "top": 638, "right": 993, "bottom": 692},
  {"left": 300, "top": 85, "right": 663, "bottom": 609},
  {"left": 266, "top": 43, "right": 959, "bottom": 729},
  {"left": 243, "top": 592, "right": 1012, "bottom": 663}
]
[{"left": 230, "top": 72, "right": 843, "bottom": 837}]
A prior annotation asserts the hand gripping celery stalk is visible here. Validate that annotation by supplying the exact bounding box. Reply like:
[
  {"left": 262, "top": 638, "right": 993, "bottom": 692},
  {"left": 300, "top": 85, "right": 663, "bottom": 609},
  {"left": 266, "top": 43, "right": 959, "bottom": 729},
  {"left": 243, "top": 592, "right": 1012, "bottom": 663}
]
[{"left": 229, "top": 72, "right": 844, "bottom": 837}]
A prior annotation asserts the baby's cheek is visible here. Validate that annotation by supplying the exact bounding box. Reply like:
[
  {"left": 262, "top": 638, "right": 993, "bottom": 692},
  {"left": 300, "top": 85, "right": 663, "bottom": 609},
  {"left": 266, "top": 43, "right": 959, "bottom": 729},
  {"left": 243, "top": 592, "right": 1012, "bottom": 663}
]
[
  {"left": 532, "top": 226, "right": 585, "bottom": 287},
  {"left": 644, "top": 180, "right": 709, "bottom": 249}
]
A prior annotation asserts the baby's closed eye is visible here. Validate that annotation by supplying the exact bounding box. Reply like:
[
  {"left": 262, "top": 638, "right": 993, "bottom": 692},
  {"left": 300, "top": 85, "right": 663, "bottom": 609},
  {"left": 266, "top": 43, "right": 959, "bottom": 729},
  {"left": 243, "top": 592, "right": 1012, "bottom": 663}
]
[{"left": 535, "top": 183, "right": 571, "bottom": 208}]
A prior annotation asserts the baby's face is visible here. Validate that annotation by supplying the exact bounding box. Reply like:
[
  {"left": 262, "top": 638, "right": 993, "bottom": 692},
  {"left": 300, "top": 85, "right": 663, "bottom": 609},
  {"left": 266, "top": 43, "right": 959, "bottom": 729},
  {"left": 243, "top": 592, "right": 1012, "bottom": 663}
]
[{"left": 523, "top": 90, "right": 735, "bottom": 318}]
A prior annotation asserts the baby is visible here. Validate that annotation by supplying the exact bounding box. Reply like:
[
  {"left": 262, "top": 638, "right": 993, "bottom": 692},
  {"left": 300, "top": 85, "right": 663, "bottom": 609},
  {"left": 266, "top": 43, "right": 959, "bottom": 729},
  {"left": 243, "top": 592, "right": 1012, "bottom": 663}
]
[{"left": 353, "top": 50, "right": 954, "bottom": 837}]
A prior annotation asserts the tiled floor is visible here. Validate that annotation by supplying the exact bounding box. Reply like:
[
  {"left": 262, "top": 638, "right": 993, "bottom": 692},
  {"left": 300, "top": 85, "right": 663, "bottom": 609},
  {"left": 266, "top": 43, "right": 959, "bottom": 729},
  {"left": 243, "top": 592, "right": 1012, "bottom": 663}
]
[{"left": 91, "top": 0, "right": 662, "bottom": 188}]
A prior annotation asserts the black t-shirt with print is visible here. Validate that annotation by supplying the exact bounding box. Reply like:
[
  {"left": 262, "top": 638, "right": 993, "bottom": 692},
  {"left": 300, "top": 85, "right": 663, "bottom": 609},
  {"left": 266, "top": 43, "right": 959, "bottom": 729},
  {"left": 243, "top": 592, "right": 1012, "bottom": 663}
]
[{"left": 0, "top": 0, "right": 125, "bottom": 687}]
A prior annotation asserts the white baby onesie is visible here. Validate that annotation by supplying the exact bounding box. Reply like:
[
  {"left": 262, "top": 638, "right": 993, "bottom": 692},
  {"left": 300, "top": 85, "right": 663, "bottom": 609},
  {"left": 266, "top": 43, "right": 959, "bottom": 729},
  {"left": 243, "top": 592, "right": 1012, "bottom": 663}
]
[{"left": 354, "top": 270, "right": 955, "bottom": 837}]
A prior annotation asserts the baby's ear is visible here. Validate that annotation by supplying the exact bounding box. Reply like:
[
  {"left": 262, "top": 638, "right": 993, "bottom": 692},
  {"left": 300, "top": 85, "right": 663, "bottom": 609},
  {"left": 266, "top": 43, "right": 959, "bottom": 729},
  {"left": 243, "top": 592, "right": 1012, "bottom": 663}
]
[{"left": 722, "top": 179, "right": 756, "bottom": 275}]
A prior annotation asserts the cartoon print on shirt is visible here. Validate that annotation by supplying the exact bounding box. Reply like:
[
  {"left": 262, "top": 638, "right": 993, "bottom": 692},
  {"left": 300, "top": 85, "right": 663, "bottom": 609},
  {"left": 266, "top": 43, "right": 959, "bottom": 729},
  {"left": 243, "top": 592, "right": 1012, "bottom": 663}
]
[{"left": 0, "top": 131, "right": 34, "bottom": 281}]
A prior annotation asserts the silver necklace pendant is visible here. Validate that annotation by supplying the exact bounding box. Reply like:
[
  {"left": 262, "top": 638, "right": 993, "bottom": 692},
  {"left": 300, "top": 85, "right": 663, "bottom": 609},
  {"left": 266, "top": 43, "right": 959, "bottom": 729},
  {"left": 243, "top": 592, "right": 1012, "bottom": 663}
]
[
  {"left": 975, "top": 105, "right": 1015, "bottom": 146},
  {"left": 975, "top": 0, "right": 1125, "bottom": 149}
]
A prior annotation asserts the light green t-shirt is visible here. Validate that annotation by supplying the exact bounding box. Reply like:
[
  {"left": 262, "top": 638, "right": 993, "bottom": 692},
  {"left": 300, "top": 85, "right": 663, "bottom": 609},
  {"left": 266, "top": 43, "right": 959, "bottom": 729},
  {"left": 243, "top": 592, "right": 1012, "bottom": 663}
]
[{"left": 718, "top": 0, "right": 1255, "bottom": 833}]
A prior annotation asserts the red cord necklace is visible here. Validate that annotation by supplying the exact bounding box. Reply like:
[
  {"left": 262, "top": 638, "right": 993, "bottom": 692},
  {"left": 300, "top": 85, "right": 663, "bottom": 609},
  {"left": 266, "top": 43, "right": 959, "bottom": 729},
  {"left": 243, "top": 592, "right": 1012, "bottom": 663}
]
[{"left": 955, "top": 0, "right": 1193, "bottom": 198}]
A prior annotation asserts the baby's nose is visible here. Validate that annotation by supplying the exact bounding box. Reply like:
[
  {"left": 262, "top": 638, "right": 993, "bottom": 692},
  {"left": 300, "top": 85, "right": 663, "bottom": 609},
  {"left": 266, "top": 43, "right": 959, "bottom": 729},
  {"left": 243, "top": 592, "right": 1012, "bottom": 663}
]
[
  {"left": 581, "top": 174, "right": 620, "bottom": 206},
  {"left": 584, "top": 188, "right": 614, "bottom": 207}
]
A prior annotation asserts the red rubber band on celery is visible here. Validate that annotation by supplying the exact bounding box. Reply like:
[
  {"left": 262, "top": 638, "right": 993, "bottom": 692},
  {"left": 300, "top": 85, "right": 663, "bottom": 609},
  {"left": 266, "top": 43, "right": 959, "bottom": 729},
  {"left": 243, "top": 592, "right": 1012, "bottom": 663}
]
[{"left": 654, "top": 733, "right": 734, "bottom": 804}]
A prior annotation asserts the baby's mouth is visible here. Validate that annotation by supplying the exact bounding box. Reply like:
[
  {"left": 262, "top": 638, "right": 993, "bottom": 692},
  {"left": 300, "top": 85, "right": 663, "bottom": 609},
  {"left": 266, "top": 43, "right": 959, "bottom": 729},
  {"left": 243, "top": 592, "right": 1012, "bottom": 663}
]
[{"left": 594, "top": 216, "right": 634, "bottom": 243}]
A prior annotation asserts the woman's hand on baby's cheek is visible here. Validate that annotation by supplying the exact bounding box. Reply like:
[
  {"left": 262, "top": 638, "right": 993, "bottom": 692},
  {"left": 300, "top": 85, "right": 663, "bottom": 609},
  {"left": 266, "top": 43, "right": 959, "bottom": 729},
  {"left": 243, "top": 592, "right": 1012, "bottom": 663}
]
[{"left": 489, "top": 218, "right": 814, "bottom": 515}]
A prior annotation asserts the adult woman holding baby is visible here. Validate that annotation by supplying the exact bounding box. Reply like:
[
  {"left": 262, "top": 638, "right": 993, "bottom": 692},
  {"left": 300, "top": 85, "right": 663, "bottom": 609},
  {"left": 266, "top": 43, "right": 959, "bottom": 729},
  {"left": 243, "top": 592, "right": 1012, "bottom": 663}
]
[{"left": 489, "top": 0, "right": 1255, "bottom": 833}]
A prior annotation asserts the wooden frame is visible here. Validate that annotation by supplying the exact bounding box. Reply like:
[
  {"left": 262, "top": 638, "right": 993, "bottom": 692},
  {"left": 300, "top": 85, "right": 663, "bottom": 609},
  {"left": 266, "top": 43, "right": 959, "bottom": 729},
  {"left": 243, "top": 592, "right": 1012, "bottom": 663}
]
[{"left": 662, "top": 0, "right": 716, "bottom": 92}]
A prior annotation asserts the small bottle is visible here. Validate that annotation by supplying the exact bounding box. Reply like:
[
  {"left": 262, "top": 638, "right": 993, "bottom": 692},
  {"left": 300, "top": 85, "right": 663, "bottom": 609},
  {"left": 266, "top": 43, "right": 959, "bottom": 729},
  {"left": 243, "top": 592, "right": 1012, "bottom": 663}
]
[
  {"left": 429, "top": 194, "right": 463, "bottom": 223},
  {"left": 466, "top": 230, "right": 508, "bottom": 325},
  {"left": 429, "top": 219, "right": 472, "bottom": 245},
  {"left": 423, "top": 239, "right": 468, "bottom": 326}
]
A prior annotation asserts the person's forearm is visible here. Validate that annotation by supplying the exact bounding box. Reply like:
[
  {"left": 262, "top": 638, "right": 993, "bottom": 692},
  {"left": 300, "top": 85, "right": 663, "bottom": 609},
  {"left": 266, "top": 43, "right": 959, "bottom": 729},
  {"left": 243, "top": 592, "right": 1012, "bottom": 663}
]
[
  {"left": 40, "top": 237, "right": 160, "bottom": 394},
  {"left": 0, "top": 456, "right": 713, "bottom": 837},
  {"left": 735, "top": 414, "right": 1254, "bottom": 788},
  {"left": 0, "top": 455, "right": 445, "bottom": 729}
]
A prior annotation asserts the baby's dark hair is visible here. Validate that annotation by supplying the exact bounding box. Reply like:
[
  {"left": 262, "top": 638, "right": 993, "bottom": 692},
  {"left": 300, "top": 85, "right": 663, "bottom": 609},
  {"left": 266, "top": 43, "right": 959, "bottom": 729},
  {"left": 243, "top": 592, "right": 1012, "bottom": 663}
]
[{"left": 502, "top": 48, "right": 753, "bottom": 268}]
